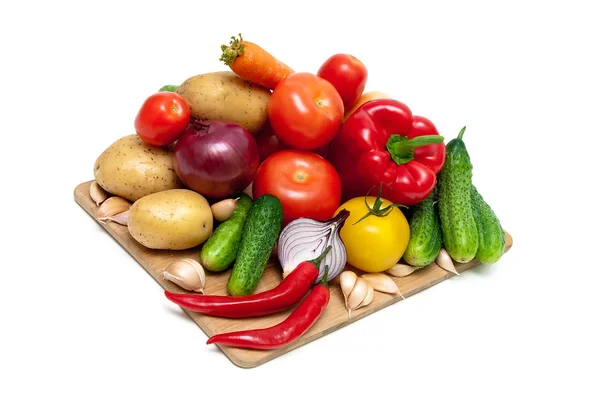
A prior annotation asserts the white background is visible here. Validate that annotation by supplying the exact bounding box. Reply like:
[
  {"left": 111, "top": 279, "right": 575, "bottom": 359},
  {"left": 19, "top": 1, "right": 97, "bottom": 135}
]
[{"left": 2, "top": 0, "right": 599, "bottom": 399}]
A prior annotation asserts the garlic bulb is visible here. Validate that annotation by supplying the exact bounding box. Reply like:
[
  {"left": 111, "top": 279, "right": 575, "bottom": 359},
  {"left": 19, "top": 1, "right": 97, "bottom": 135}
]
[{"left": 163, "top": 258, "right": 206, "bottom": 293}]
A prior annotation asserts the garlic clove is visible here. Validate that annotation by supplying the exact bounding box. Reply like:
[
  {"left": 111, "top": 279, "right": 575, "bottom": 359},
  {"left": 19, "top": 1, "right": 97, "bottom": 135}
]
[
  {"left": 339, "top": 270, "right": 358, "bottom": 308},
  {"left": 387, "top": 263, "right": 421, "bottom": 278},
  {"left": 243, "top": 182, "right": 253, "bottom": 197},
  {"left": 96, "top": 196, "right": 131, "bottom": 220},
  {"left": 211, "top": 198, "right": 238, "bottom": 222},
  {"left": 436, "top": 249, "right": 459, "bottom": 276},
  {"left": 90, "top": 181, "right": 109, "bottom": 206},
  {"left": 346, "top": 277, "right": 369, "bottom": 318},
  {"left": 361, "top": 273, "right": 400, "bottom": 295},
  {"left": 98, "top": 209, "right": 129, "bottom": 226},
  {"left": 163, "top": 258, "right": 205, "bottom": 293},
  {"left": 358, "top": 281, "right": 374, "bottom": 308}
]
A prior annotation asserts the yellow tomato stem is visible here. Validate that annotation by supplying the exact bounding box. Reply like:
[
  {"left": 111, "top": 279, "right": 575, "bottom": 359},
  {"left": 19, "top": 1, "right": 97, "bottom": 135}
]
[{"left": 353, "top": 183, "right": 407, "bottom": 225}]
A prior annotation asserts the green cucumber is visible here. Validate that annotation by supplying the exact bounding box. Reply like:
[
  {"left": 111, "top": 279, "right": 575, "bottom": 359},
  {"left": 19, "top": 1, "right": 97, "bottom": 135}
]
[
  {"left": 471, "top": 185, "right": 506, "bottom": 264},
  {"left": 402, "top": 190, "right": 442, "bottom": 267},
  {"left": 438, "top": 127, "right": 479, "bottom": 263},
  {"left": 200, "top": 193, "right": 253, "bottom": 272},
  {"left": 227, "top": 194, "right": 283, "bottom": 296}
]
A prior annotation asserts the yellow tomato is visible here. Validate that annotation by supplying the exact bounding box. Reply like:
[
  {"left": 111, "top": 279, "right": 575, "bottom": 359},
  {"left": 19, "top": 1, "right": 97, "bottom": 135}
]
[{"left": 334, "top": 196, "right": 410, "bottom": 273}]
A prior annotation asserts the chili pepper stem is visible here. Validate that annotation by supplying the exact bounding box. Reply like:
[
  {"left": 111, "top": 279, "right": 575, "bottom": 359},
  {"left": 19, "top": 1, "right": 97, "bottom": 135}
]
[
  {"left": 320, "top": 265, "right": 330, "bottom": 286},
  {"left": 308, "top": 245, "right": 332, "bottom": 269},
  {"left": 386, "top": 134, "right": 445, "bottom": 165}
]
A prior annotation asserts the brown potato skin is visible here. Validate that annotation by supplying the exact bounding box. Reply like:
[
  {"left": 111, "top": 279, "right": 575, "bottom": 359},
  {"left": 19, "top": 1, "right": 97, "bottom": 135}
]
[
  {"left": 94, "top": 135, "right": 183, "bottom": 202},
  {"left": 128, "top": 189, "right": 213, "bottom": 250},
  {"left": 176, "top": 71, "right": 270, "bottom": 134}
]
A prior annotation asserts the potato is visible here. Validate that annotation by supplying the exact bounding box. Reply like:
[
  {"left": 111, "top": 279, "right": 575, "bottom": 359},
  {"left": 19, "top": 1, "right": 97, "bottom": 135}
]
[
  {"left": 94, "top": 134, "right": 183, "bottom": 202},
  {"left": 176, "top": 71, "right": 270, "bottom": 133},
  {"left": 128, "top": 189, "right": 213, "bottom": 250}
]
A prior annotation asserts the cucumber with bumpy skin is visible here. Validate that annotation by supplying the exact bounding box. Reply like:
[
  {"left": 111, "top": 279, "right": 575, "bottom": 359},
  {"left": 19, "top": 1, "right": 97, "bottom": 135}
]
[
  {"left": 438, "top": 127, "right": 479, "bottom": 263},
  {"left": 200, "top": 193, "right": 253, "bottom": 272},
  {"left": 227, "top": 194, "right": 283, "bottom": 296},
  {"left": 471, "top": 185, "right": 506, "bottom": 264},
  {"left": 403, "top": 190, "right": 442, "bottom": 267}
]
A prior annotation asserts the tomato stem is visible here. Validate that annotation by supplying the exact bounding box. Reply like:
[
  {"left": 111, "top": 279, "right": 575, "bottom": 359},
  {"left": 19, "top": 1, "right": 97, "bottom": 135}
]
[
  {"left": 386, "top": 134, "right": 444, "bottom": 165},
  {"left": 353, "top": 183, "right": 407, "bottom": 225}
]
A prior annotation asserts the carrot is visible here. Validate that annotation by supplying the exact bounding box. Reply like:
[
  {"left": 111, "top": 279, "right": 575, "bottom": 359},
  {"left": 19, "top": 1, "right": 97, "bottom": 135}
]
[{"left": 219, "top": 33, "right": 295, "bottom": 90}]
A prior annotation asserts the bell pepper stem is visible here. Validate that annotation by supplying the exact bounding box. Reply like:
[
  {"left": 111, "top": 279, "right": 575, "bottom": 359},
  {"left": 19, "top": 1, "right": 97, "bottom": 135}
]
[
  {"left": 308, "top": 245, "right": 332, "bottom": 269},
  {"left": 386, "top": 134, "right": 445, "bottom": 165}
]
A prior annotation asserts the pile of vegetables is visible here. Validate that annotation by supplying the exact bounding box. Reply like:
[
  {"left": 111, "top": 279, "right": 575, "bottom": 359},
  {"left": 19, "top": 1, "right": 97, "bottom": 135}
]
[{"left": 90, "top": 33, "right": 507, "bottom": 351}]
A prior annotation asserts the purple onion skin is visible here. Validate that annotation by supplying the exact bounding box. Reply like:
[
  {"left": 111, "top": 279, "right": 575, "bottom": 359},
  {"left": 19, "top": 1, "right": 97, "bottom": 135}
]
[{"left": 173, "top": 120, "right": 259, "bottom": 199}]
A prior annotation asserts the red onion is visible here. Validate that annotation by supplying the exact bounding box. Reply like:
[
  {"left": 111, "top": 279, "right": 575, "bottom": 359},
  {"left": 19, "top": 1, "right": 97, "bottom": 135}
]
[
  {"left": 277, "top": 210, "right": 350, "bottom": 283},
  {"left": 173, "top": 120, "right": 259, "bottom": 199}
]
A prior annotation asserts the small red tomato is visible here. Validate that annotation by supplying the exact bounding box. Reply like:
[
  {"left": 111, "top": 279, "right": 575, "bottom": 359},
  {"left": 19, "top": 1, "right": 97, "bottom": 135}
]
[
  {"left": 255, "top": 123, "right": 330, "bottom": 162},
  {"left": 253, "top": 150, "right": 342, "bottom": 226},
  {"left": 317, "top": 54, "right": 368, "bottom": 110},
  {"left": 268, "top": 72, "right": 343, "bottom": 151},
  {"left": 255, "top": 123, "right": 289, "bottom": 163},
  {"left": 134, "top": 92, "right": 191, "bottom": 146}
]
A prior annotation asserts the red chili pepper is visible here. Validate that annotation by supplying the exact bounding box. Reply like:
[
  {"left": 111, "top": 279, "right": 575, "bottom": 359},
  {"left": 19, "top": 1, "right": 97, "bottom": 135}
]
[
  {"left": 164, "top": 246, "right": 331, "bottom": 319},
  {"left": 206, "top": 266, "right": 331, "bottom": 350},
  {"left": 327, "top": 98, "right": 446, "bottom": 206}
]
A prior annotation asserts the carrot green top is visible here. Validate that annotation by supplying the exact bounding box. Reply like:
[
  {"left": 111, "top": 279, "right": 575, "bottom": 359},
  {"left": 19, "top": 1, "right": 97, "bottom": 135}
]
[{"left": 220, "top": 33, "right": 245, "bottom": 66}]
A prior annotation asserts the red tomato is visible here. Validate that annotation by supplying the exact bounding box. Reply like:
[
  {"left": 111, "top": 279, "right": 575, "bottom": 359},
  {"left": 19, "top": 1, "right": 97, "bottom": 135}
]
[
  {"left": 268, "top": 72, "right": 343, "bottom": 151},
  {"left": 317, "top": 54, "right": 368, "bottom": 110},
  {"left": 255, "top": 123, "right": 331, "bottom": 162},
  {"left": 254, "top": 123, "right": 289, "bottom": 163},
  {"left": 134, "top": 92, "right": 191, "bottom": 146},
  {"left": 253, "top": 150, "right": 342, "bottom": 226}
]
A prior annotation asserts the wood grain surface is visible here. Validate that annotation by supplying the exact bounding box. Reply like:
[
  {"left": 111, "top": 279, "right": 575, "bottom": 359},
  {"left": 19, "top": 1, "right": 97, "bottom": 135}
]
[{"left": 74, "top": 180, "right": 513, "bottom": 368}]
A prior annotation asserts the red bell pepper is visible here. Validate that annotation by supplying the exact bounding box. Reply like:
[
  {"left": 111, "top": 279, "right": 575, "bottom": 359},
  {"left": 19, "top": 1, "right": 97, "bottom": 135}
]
[{"left": 327, "top": 98, "right": 446, "bottom": 206}]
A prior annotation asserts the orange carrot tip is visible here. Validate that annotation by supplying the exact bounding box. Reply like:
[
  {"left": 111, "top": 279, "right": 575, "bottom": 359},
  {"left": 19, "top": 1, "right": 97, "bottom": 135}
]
[{"left": 220, "top": 33, "right": 245, "bottom": 66}]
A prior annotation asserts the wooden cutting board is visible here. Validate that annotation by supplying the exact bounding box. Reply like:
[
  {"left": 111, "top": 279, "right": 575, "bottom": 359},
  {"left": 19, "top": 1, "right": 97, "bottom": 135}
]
[{"left": 74, "top": 180, "right": 513, "bottom": 368}]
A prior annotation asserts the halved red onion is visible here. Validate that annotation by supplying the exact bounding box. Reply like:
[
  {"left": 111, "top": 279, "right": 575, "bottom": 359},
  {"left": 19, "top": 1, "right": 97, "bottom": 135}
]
[{"left": 277, "top": 210, "right": 350, "bottom": 283}]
